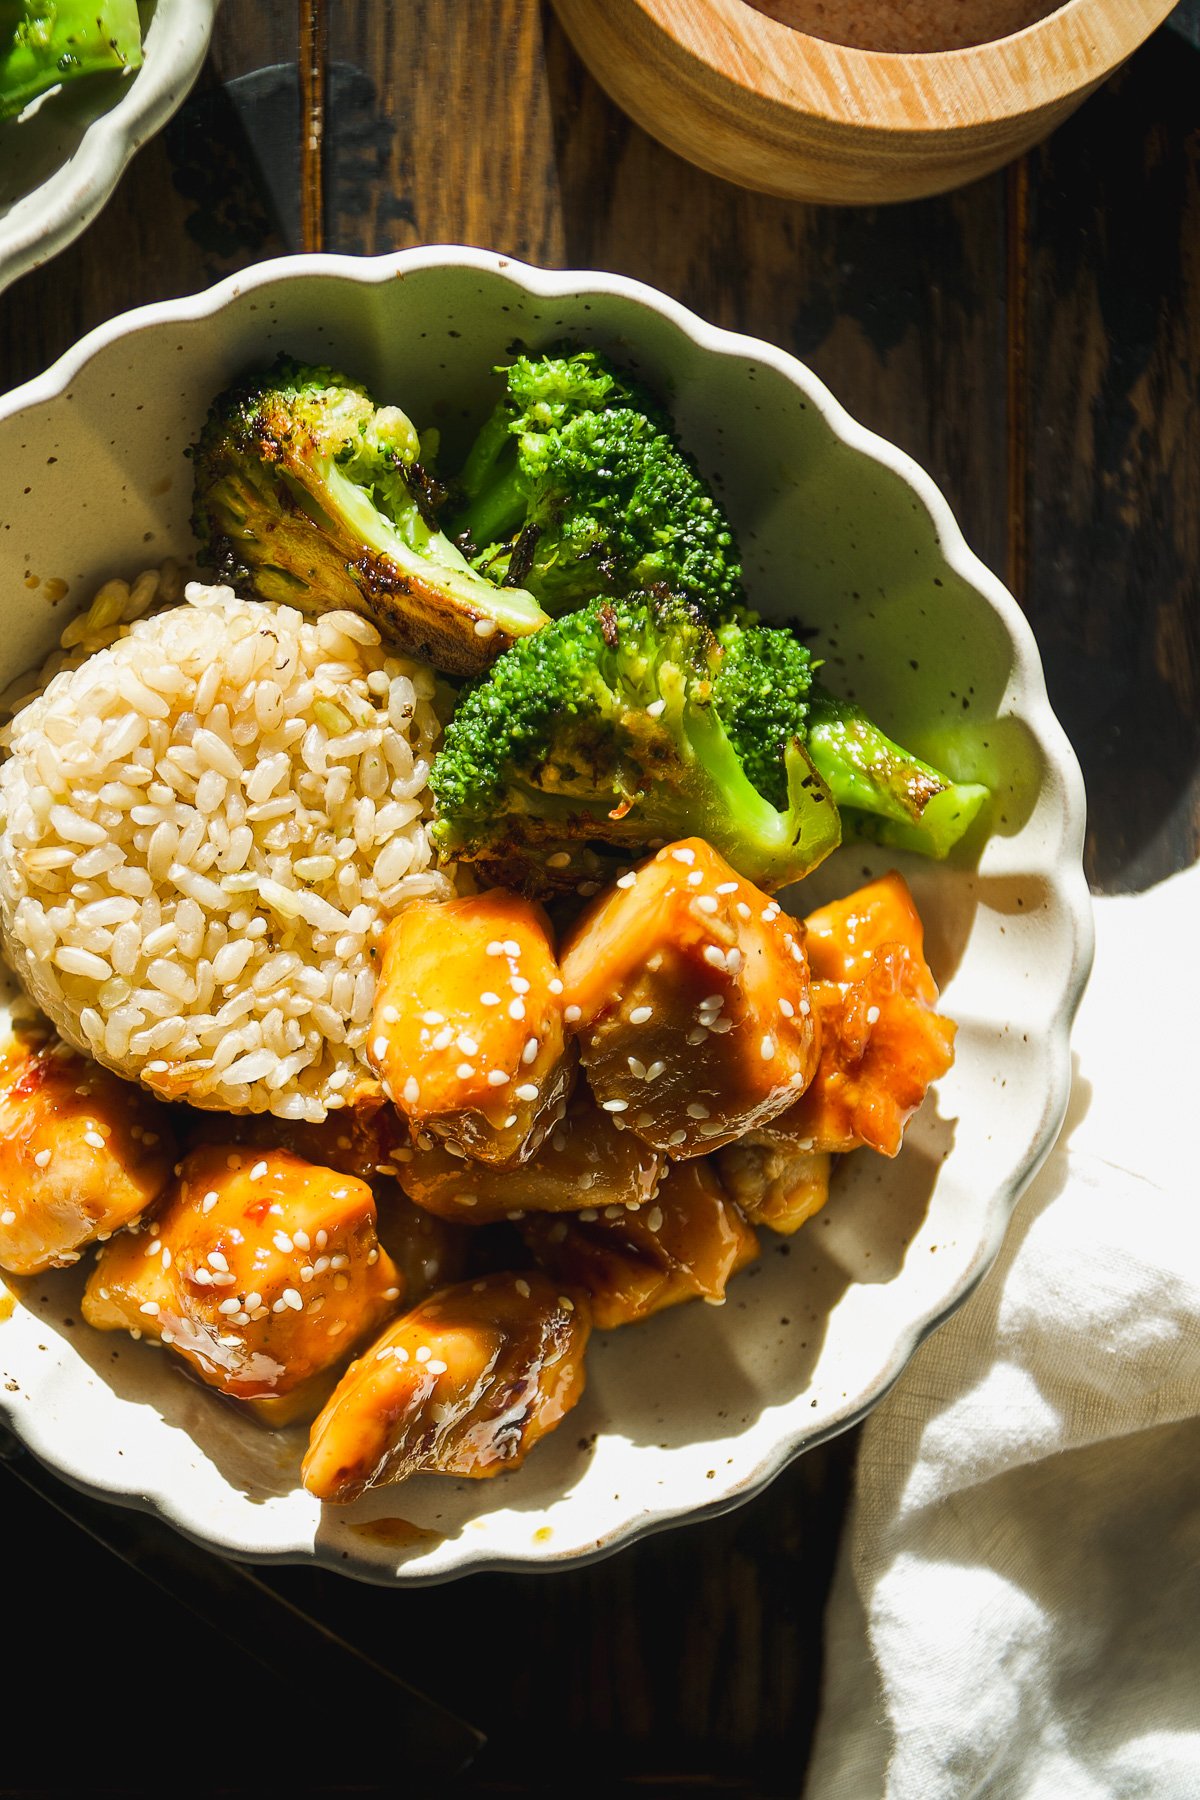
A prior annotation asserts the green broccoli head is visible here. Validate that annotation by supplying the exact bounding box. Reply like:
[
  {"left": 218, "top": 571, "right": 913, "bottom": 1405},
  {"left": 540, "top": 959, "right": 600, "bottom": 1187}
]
[
  {"left": 190, "top": 357, "right": 549, "bottom": 676},
  {"left": 450, "top": 349, "right": 744, "bottom": 619},
  {"left": 712, "top": 614, "right": 816, "bottom": 811},
  {"left": 428, "top": 591, "right": 840, "bottom": 894}
]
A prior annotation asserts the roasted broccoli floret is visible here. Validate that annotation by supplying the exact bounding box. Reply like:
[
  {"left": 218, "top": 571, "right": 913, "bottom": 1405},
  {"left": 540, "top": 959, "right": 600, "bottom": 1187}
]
[
  {"left": 712, "top": 619, "right": 988, "bottom": 858},
  {"left": 428, "top": 592, "right": 840, "bottom": 893},
  {"left": 449, "top": 349, "right": 744, "bottom": 618},
  {"left": 1, "top": 0, "right": 142, "bottom": 121},
  {"left": 804, "top": 691, "right": 989, "bottom": 859},
  {"left": 190, "top": 358, "right": 549, "bottom": 676}
]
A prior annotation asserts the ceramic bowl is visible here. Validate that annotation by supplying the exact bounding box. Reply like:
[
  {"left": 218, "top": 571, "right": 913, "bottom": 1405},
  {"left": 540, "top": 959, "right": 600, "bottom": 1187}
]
[
  {"left": 0, "top": 248, "right": 1091, "bottom": 1583},
  {"left": 0, "top": 0, "right": 219, "bottom": 295}
]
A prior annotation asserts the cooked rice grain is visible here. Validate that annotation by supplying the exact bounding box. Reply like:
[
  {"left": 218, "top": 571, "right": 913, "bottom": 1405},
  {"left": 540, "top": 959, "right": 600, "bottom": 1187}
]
[{"left": 0, "top": 584, "right": 452, "bottom": 1120}]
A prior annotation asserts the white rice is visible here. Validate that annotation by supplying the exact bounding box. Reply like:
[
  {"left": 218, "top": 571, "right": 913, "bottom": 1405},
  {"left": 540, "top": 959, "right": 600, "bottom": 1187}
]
[{"left": 0, "top": 581, "right": 453, "bottom": 1121}]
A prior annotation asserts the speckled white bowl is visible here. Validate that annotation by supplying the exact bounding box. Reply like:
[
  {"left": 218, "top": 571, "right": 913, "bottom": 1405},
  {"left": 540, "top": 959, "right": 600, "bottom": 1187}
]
[
  {"left": 0, "top": 248, "right": 1092, "bottom": 1584},
  {"left": 0, "top": 0, "right": 218, "bottom": 295}
]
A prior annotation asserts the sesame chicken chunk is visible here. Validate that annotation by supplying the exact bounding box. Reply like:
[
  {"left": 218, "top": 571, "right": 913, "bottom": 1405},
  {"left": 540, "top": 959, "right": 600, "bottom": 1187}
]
[
  {"left": 522, "top": 1156, "right": 758, "bottom": 1329},
  {"left": 82, "top": 1145, "right": 401, "bottom": 1401},
  {"left": 396, "top": 1083, "right": 664, "bottom": 1225},
  {"left": 0, "top": 1030, "right": 176, "bottom": 1276},
  {"left": 179, "top": 1087, "right": 404, "bottom": 1185},
  {"left": 369, "top": 890, "right": 574, "bottom": 1166},
  {"left": 302, "top": 1271, "right": 590, "bottom": 1502},
  {"left": 782, "top": 871, "right": 956, "bottom": 1157},
  {"left": 715, "top": 1140, "right": 834, "bottom": 1234},
  {"left": 559, "top": 838, "right": 819, "bottom": 1157},
  {"left": 373, "top": 1181, "right": 471, "bottom": 1304}
]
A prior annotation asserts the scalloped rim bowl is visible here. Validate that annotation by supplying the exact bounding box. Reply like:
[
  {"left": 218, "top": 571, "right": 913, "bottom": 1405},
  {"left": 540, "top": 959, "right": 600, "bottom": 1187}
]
[
  {"left": 0, "top": 0, "right": 219, "bottom": 296},
  {"left": 0, "top": 248, "right": 1092, "bottom": 1584}
]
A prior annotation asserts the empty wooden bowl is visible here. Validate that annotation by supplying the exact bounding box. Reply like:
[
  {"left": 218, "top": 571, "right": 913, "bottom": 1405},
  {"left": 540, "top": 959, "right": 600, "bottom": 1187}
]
[{"left": 549, "top": 0, "right": 1178, "bottom": 203}]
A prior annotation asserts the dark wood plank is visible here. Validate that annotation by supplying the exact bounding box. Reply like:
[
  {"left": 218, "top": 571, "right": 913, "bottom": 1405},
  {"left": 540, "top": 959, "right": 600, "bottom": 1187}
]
[{"left": 1020, "top": 29, "right": 1200, "bottom": 893}]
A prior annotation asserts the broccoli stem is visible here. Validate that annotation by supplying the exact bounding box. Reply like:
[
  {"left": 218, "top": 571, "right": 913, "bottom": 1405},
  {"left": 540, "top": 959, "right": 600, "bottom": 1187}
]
[
  {"left": 1, "top": 0, "right": 143, "bottom": 121},
  {"left": 806, "top": 690, "right": 989, "bottom": 859},
  {"left": 454, "top": 459, "right": 530, "bottom": 555}
]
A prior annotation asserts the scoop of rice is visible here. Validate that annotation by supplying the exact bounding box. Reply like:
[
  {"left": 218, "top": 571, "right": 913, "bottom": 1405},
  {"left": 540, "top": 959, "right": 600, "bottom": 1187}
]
[{"left": 0, "top": 584, "right": 452, "bottom": 1121}]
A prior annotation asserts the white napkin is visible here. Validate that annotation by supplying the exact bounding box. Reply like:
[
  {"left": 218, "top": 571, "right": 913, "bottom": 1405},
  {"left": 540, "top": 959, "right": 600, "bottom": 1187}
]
[{"left": 805, "top": 864, "right": 1200, "bottom": 1800}]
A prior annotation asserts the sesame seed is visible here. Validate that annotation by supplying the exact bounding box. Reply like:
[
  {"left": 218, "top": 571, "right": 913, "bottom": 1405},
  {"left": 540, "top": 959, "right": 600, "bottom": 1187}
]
[
  {"left": 520, "top": 1037, "right": 538, "bottom": 1067},
  {"left": 143, "top": 1237, "right": 161, "bottom": 1257},
  {"left": 702, "top": 945, "right": 727, "bottom": 970},
  {"left": 395, "top": 1344, "right": 410, "bottom": 1361},
  {"left": 480, "top": 991, "right": 501, "bottom": 1006},
  {"left": 515, "top": 1278, "right": 531, "bottom": 1298},
  {"left": 487, "top": 1068, "right": 510, "bottom": 1087},
  {"left": 457, "top": 1193, "right": 478, "bottom": 1208},
  {"left": 474, "top": 617, "right": 497, "bottom": 637},
  {"left": 486, "top": 940, "right": 504, "bottom": 956},
  {"left": 202, "top": 1189, "right": 219, "bottom": 1213},
  {"left": 33, "top": 1148, "right": 51, "bottom": 1169},
  {"left": 282, "top": 1288, "right": 303, "bottom": 1311},
  {"left": 789, "top": 1071, "right": 806, "bottom": 1087},
  {"left": 84, "top": 1130, "right": 105, "bottom": 1150},
  {"left": 687, "top": 869, "right": 705, "bottom": 887},
  {"left": 668, "top": 1129, "right": 688, "bottom": 1146},
  {"left": 645, "top": 1060, "right": 665, "bottom": 1081},
  {"left": 616, "top": 873, "right": 636, "bottom": 889},
  {"left": 249, "top": 1159, "right": 269, "bottom": 1181},
  {"left": 432, "top": 1025, "right": 454, "bottom": 1050},
  {"left": 703, "top": 1295, "right": 726, "bottom": 1307},
  {"left": 161, "top": 1247, "right": 172, "bottom": 1269},
  {"left": 559, "top": 1293, "right": 576, "bottom": 1312},
  {"left": 579, "top": 1207, "right": 598, "bottom": 1221},
  {"left": 716, "top": 880, "right": 738, "bottom": 894},
  {"left": 709, "top": 1016, "right": 732, "bottom": 1034},
  {"left": 515, "top": 1082, "right": 539, "bottom": 1102},
  {"left": 727, "top": 948, "right": 743, "bottom": 974},
  {"left": 207, "top": 1249, "right": 229, "bottom": 1272},
  {"left": 867, "top": 1005, "right": 881, "bottom": 1025},
  {"left": 564, "top": 1004, "right": 581, "bottom": 1024},
  {"left": 315, "top": 1230, "right": 327, "bottom": 1251},
  {"left": 129, "top": 1327, "right": 142, "bottom": 1340},
  {"left": 627, "top": 1055, "right": 647, "bottom": 1080},
  {"left": 139, "top": 1301, "right": 160, "bottom": 1316},
  {"left": 272, "top": 1231, "right": 294, "bottom": 1253},
  {"left": 457, "top": 1034, "right": 479, "bottom": 1056},
  {"left": 760, "top": 1035, "right": 775, "bottom": 1059},
  {"left": 695, "top": 895, "right": 718, "bottom": 913},
  {"left": 383, "top": 1005, "right": 400, "bottom": 1024},
  {"left": 456, "top": 1062, "right": 476, "bottom": 1080},
  {"left": 646, "top": 699, "right": 666, "bottom": 718},
  {"left": 686, "top": 1026, "right": 708, "bottom": 1045},
  {"left": 630, "top": 1004, "right": 653, "bottom": 1024},
  {"left": 799, "top": 998, "right": 811, "bottom": 1015},
  {"left": 671, "top": 847, "right": 695, "bottom": 864},
  {"left": 546, "top": 851, "right": 572, "bottom": 868},
  {"left": 160, "top": 1328, "right": 175, "bottom": 1344},
  {"left": 779, "top": 998, "right": 795, "bottom": 1017},
  {"left": 327, "top": 1319, "right": 346, "bottom": 1335},
  {"left": 687, "top": 1102, "right": 710, "bottom": 1119},
  {"left": 372, "top": 1035, "right": 390, "bottom": 1062},
  {"left": 191, "top": 1266, "right": 212, "bottom": 1286},
  {"left": 422, "top": 1010, "right": 445, "bottom": 1025},
  {"left": 427, "top": 1358, "right": 449, "bottom": 1375},
  {"left": 330, "top": 1254, "right": 349, "bottom": 1271},
  {"left": 509, "top": 997, "right": 526, "bottom": 1021},
  {"left": 791, "top": 944, "right": 803, "bottom": 962},
  {"left": 504, "top": 1113, "right": 518, "bottom": 1128},
  {"left": 603, "top": 1204, "right": 624, "bottom": 1220},
  {"left": 244, "top": 1291, "right": 262, "bottom": 1309},
  {"left": 0, "top": 1209, "right": 14, "bottom": 1226},
  {"left": 218, "top": 1297, "right": 241, "bottom": 1315},
  {"left": 403, "top": 1076, "right": 420, "bottom": 1105},
  {"left": 548, "top": 976, "right": 564, "bottom": 995},
  {"left": 503, "top": 939, "right": 522, "bottom": 957},
  {"left": 602, "top": 1098, "right": 629, "bottom": 1113},
  {"left": 383, "top": 1286, "right": 401, "bottom": 1301},
  {"left": 416, "top": 1344, "right": 432, "bottom": 1362}
]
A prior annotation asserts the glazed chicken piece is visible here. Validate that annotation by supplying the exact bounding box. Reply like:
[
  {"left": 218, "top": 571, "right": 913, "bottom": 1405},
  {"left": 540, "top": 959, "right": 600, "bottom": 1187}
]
[
  {"left": 521, "top": 1156, "right": 758, "bottom": 1328},
  {"left": 0, "top": 1030, "right": 176, "bottom": 1276},
  {"left": 559, "top": 838, "right": 819, "bottom": 1158},
  {"left": 715, "top": 1140, "right": 835, "bottom": 1235},
  {"left": 180, "top": 1087, "right": 404, "bottom": 1185},
  {"left": 396, "top": 1084, "right": 664, "bottom": 1225},
  {"left": 302, "top": 1270, "right": 590, "bottom": 1502},
  {"left": 783, "top": 870, "right": 956, "bottom": 1157},
  {"left": 369, "top": 890, "right": 574, "bottom": 1166},
  {"left": 82, "top": 1145, "right": 402, "bottom": 1402},
  {"left": 373, "top": 1181, "right": 471, "bottom": 1305}
]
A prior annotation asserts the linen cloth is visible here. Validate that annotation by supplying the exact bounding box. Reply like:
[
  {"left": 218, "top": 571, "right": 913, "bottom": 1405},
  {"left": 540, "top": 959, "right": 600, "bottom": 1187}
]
[{"left": 805, "top": 863, "right": 1200, "bottom": 1799}]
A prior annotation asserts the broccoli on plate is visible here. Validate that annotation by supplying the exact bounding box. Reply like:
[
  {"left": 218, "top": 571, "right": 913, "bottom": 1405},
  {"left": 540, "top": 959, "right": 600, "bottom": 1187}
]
[
  {"left": 450, "top": 349, "right": 744, "bottom": 618},
  {"left": 191, "top": 358, "right": 550, "bottom": 676},
  {"left": 1, "top": 0, "right": 142, "bottom": 122},
  {"left": 428, "top": 590, "right": 841, "bottom": 894}
]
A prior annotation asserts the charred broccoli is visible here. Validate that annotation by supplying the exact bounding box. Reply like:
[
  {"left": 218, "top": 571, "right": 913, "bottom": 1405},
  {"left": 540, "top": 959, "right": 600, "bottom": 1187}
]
[
  {"left": 428, "top": 592, "right": 840, "bottom": 894},
  {"left": 710, "top": 621, "right": 988, "bottom": 859},
  {"left": 449, "top": 349, "right": 744, "bottom": 618},
  {"left": 190, "top": 358, "right": 549, "bottom": 676}
]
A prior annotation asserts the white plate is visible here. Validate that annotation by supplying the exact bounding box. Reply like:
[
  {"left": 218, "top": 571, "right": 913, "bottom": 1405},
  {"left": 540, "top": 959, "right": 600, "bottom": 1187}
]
[
  {"left": 0, "top": 248, "right": 1092, "bottom": 1583},
  {"left": 0, "top": 0, "right": 218, "bottom": 295}
]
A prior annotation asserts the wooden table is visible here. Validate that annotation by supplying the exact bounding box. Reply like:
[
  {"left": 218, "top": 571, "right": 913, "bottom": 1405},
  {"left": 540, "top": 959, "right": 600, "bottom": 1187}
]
[{"left": 1, "top": 6, "right": 1196, "bottom": 1793}]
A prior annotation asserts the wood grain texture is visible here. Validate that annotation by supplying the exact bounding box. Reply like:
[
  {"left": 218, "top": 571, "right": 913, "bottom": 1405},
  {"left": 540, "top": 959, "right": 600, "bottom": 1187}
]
[
  {"left": 548, "top": 0, "right": 1177, "bottom": 204},
  {"left": 1019, "top": 33, "right": 1200, "bottom": 892}
]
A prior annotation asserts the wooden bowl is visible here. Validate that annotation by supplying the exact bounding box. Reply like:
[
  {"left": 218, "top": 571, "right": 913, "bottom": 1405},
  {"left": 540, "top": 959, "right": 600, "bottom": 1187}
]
[{"left": 548, "top": 0, "right": 1177, "bottom": 203}]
